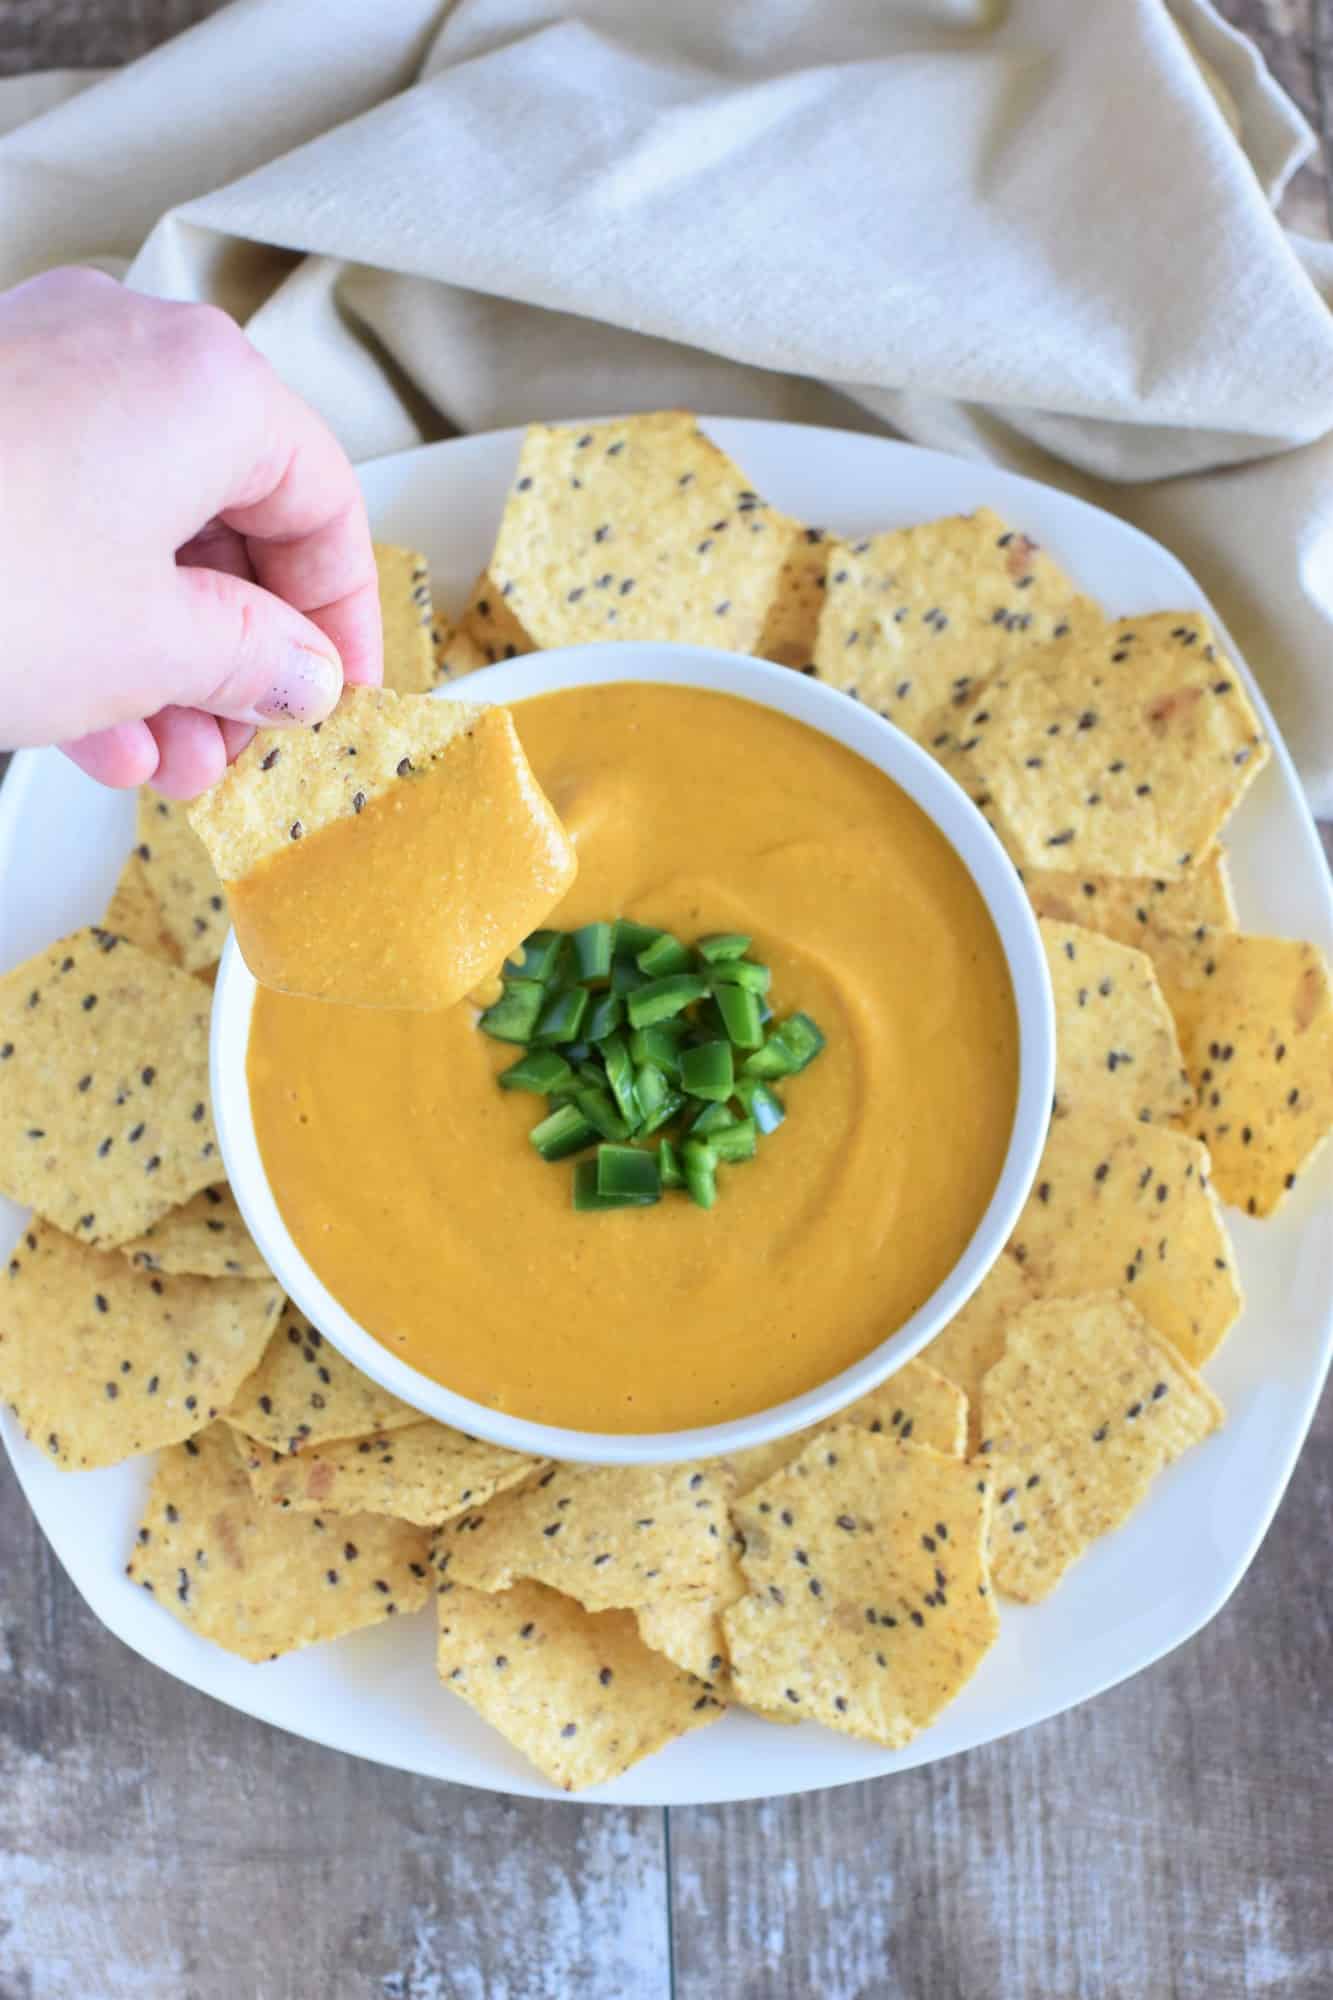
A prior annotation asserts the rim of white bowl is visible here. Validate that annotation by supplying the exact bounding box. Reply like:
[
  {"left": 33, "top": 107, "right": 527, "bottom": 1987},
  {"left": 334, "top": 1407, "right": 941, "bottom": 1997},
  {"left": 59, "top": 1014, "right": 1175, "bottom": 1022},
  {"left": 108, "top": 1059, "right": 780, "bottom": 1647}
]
[{"left": 212, "top": 645, "right": 1055, "bottom": 1465}]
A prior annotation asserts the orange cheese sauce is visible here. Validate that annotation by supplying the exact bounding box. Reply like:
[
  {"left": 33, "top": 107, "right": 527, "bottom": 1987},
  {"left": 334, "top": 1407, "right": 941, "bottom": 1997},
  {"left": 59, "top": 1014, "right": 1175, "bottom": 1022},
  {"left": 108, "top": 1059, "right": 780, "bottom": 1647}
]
[{"left": 247, "top": 684, "right": 1018, "bottom": 1433}]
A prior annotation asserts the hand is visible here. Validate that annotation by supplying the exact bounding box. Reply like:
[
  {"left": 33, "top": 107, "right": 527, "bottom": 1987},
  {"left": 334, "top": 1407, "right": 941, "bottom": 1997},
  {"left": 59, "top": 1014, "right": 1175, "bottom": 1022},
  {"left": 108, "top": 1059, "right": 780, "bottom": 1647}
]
[{"left": 0, "top": 268, "right": 382, "bottom": 797}]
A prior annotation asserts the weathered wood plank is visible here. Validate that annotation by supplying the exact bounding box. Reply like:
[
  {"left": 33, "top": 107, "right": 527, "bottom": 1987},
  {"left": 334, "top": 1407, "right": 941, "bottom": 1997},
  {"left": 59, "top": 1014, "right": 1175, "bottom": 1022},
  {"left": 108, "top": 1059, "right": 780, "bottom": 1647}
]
[
  {"left": 1214, "top": 0, "right": 1328, "bottom": 236},
  {"left": 0, "top": 1454, "right": 671, "bottom": 2000},
  {"left": 668, "top": 1392, "right": 1333, "bottom": 2000}
]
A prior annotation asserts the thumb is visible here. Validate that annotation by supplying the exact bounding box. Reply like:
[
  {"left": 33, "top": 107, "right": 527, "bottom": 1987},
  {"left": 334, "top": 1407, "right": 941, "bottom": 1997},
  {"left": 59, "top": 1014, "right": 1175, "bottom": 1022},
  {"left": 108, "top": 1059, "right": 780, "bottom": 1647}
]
[{"left": 157, "top": 562, "right": 345, "bottom": 727}]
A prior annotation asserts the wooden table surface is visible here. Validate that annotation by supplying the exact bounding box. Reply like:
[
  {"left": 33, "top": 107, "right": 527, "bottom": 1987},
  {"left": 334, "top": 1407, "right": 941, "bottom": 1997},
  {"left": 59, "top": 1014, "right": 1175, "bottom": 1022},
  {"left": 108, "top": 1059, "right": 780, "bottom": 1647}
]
[{"left": 0, "top": 5, "right": 1330, "bottom": 1996}]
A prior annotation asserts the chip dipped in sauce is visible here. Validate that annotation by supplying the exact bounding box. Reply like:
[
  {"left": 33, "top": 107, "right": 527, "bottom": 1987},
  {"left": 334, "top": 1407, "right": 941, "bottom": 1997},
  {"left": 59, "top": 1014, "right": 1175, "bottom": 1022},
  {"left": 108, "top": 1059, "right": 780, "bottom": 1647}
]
[{"left": 247, "top": 684, "right": 1019, "bottom": 1434}]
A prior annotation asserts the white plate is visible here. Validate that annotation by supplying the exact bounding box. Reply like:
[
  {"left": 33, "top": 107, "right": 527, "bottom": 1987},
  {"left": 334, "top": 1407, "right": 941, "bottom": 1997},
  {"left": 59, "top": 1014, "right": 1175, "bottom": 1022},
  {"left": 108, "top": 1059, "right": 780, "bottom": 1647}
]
[{"left": 2, "top": 421, "right": 1329, "bottom": 1806}]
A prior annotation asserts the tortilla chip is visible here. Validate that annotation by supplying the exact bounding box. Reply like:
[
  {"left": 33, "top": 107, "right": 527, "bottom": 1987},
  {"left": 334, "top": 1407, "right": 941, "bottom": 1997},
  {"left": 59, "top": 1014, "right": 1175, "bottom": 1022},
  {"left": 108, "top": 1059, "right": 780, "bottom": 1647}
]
[
  {"left": 118, "top": 1183, "right": 267, "bottom": 1279},
  {"left": 1009, "top": 1112, "right": 1242, "bottom": 1367},
  {"left": 723, "top": 1431, "right": 998, "bottom": 1746},
  {"left": 978, "top": 1293, "right": 1224, "bottom": 1602},
  {"left": 439, "top": 1461, "right": 736, "bottom": 1613},
  {"left": 813, "top": 509, "right": 1094, "bottom": 744},
  {"left": 1025, "top": 847, "right": 1237, "bottom": 943},
  {"left": 0, "top": 928, "right": 219, "bottom": 1247},
  {"left": 945, "top": 613, "right": 1268, "bottom": 877},
  {"left": 223, "top": 1299, "right": 420, "bottom": 1453},
  {"left": 243, "top": 1420, "right": 540, "bottom": 1528},
  {"left": 755, "top": 527, "right": 830, "bottom": 669},
  {"left": 187, "top": 688, "right": 575, "bottom": 1009},
  {"left": 635, "top": 1540, "right": 746, "bottom": 1684},
  {"left": 1042, "top": 919, "right": 1193, "bottom": 1125},
  {"left": 489, "top": 414, "right": 798, "bottom": 655},
  {"left": 0, "top": 1221, "right": 281, "bottom": 1469},
  {"left": 435, "top": 1573, "right": 724, "bottom": 1791},
  {"left": 434, "top": 572, "right": 536, "bottom": 681},
  {"left": 134, "top": 792, "right": 228, "bottom": 973},
  {"left": 920, "top": 1255, "right": 1037, "bottom": 1447},
  {"left": 103, "top": 853, "right": 183, "bottom": 966},
  {"left": 1142, "top": 926, "right": 1333, "bottom": 1216},
  {"left": 127, "top": 1422, "right": 431, "bottom": 1661},
  {"left": 716, "top": 1357, "right": 967, "bottom": 1496},
  {"left": 373, "top": 541, "right": 437, "bottom": 695}
]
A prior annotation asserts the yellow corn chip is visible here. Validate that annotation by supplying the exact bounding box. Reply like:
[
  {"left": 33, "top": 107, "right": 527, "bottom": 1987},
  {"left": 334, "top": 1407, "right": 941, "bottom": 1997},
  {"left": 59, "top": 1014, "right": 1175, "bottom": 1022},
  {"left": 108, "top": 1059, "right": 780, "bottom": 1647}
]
[
  {"left": 945, "top": 613, "right": 1268, "bottom": 877},
  {"left": 373, "top": 541, "right": 437, "bottom": 695},
  {"left": 635, "top": 1540, "right": 745, "bottom": 1684},
  {"left": 920, "top": 1254, "right": 1036, "bottom": 1447},
  {"left": 187, "top": 688, "right": 575, "bottom": 1010},
  {"left": 0, "top": 1221, "right": 281, "bottom": 1469},
  {"left": 715, "top": 1357, "right": 967, "bottom": 1496},
  {"left": 489, "top": 414, "right": 799, "bottom": 655},
  {"left": 755, "top": 527, "right": 830, "bottom": 669},
  {"left": 723, "top": 1431, "right": 998, "bottom": 1746},
  {"left": 1042, "top": 919, "right": 1193, "bottom": 1125},
  {"left": 103, "top": 853, "right": 183, "bottom": 966},
  {"left": 119, "top": 1183, "right": 267, "bottom": 1279},
  {"left": 435, "top": 1574, "right": 723, "bottom": 1792},
  {"left": 127, "top": 1423, "right": 432, "bottom": 1661},
  {"left": 1009, "top": 1112, "right": 1242, "bottom": 1366},
  {"left": 434, "top": 572, "right": 535, "bottom": 681},
  {"left": 134, "top": 792, "right": 228, "bottom": 973},
  {"left": 243, "top": 1420, "right": 540, "bottom": 1528},
  {"left": 223, "top": 1299, "right": 420, "bottom": 1453},
  {"left": 0, "top": 928, "right": 219, "bottom": 1247},
  {"left": 978, "top": 1293, "right": 1224, "bottom": 1601},
  {"left": 1143, "top": 925, "right": 1333, "bottom": 1216},
  {"left": 813, "top": 509, "right": 1094, "bottom": 744},
  {"left": 1025, "top": 847, "right": 1237, "bottom": 942},
  {"left": 439, "top": 1461, "right": 736, "bottom": 1613}
]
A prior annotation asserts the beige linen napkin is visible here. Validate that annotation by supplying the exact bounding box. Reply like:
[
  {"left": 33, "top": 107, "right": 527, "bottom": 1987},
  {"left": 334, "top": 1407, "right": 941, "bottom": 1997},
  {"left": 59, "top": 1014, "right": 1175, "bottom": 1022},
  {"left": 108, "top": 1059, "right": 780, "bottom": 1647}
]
[{"left": 1, "top": 0, "right": 1330, "bottom": 807}]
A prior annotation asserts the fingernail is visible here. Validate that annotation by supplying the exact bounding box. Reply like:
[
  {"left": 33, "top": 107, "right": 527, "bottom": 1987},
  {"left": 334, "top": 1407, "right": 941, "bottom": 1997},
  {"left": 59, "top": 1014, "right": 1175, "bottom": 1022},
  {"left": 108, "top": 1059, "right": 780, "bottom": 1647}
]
[{"left": 255, "top": 647, "right": 343, "bottom": 725}]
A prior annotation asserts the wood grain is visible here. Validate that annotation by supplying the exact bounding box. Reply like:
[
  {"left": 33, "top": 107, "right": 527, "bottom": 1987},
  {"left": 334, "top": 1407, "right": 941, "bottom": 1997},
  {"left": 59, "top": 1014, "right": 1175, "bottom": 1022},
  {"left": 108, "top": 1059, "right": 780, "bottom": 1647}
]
[{"left": 0, "top": 5, "right": 1330, "bottom": 1997}]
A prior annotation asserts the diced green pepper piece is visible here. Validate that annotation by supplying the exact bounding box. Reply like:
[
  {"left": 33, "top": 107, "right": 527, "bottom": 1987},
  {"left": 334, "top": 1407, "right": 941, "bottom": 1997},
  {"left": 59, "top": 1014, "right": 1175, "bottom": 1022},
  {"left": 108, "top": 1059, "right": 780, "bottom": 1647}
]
[
  {"left": 599, "top": 1033, "right": 641, "bottom": 1131},
  {"left": 574, "top": 1084, "right": 630, "bottom": 1142},
  {"left": 479, "top": 979, "right": 545, "bottom": 1044},
  {"left": 563, "top": 1040, "right": 594, "bottom": 1067},
  {"left": 696, "top": 933, "right": 752, "bottom": 964},
  {"left": 682, "top": 1139, "right": 719, "bottom": 1210},
  {"left": 713, "top": 981, "right": 764, "bottom": 1049},
  {"left": 505, "top": 929, "right": 563, "bottom": 983},
  {"left": 689, "top": 1101, "right": 736, "bottom": 1137},
  {"left": 709, "top": 959, "right": 771, "bottom": 995},
  {"left": 657, "top": 1138, "right": 684, "bottom": 1189},
  {"left": 572, "top": 1159, "right": 656, "bottom": 1211},
  {"left": 530, "top": 1103, "right": 596, "bottom": 1161},
  {"left": 498, "top": 1049, "right": 575, "bottom": 1095},
  {"left": 596, "top": 1144, "right": 661, "bottom": 1201},
  {"left": 636, "top": 932, "right": 693, "bottom": 978},
  {"left": 572, "top": 922, "right": 614, "bottom": 982},
  {"left": 615, "top": 919, "right": 662, "bottom": 958},
  {"left": 741, "top": 1013, "right": 825, "bottom": 1078},
  {"left": 709, "top": 1117, "right": 756, "bottom": 1163},
  {"left": 629, "top": 1023, "right": 686, "bottom": 1080},
  {"left": 680, "top": 1039, "right": 734, "bottom": 1102},
  {"left": 639, "top": 1088, "right": 687, "bottom": 1136},
  {"left": 611, "top": 957, "right": 649, "bottom": 997},
  {"left": 584, "top": 991, "right": 623, "bottom": 1042},
  {"left": 532, "top": 985, "right": 589, "bottom": 1045},
  {"left": 735, "top": 1075, "right": 786, "bottom": 1134},
  {"left": 633, "top": 1062, "right": 670, "bottom": 1124},
  {"left": 628, "top": 974, "right": 710, "bottom": 1029}
]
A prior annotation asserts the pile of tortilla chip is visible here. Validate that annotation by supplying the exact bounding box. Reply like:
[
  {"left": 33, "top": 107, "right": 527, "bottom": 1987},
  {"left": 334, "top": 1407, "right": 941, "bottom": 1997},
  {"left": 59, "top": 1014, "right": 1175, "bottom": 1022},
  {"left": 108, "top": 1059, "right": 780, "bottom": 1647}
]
[{"left": 1, "top": 414, "right": 1330, "bottom": 1794}]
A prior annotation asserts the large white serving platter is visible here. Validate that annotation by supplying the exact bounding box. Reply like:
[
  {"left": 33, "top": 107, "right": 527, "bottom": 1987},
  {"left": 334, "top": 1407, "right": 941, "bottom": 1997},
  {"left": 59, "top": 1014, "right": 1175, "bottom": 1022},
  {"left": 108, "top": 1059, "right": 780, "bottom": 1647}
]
[{"left": 1, "top": 420, "right": 1329, "bottom": 1806}]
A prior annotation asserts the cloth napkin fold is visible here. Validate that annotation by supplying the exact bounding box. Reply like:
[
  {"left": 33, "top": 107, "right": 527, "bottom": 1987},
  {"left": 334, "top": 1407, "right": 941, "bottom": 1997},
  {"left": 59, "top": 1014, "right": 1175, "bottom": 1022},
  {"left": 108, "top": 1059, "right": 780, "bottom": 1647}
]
[{"left": 2, "top": 0, "right": 1330, "bottom": 809}]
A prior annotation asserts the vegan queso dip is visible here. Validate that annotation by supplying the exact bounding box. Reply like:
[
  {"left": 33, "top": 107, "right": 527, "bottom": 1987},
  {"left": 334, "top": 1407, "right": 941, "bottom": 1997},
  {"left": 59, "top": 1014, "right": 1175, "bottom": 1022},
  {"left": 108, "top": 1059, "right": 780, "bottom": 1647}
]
[{"left": 246, "top": 683, "right": 1018, "bottom": 1433}]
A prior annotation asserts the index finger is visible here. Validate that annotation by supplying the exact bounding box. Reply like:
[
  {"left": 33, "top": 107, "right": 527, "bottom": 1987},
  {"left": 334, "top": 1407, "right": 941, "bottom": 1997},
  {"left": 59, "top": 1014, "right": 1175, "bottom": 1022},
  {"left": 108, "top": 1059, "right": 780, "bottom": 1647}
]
[{"left": 213, "top": 361, "right": 383, "bottom": 689}]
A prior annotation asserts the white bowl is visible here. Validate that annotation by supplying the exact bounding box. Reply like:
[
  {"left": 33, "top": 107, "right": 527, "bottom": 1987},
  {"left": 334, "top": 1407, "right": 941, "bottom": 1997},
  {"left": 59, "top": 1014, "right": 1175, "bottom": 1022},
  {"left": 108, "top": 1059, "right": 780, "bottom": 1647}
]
[{"left": 212, "top": 643, "right": 1055, "bottom": 1465}]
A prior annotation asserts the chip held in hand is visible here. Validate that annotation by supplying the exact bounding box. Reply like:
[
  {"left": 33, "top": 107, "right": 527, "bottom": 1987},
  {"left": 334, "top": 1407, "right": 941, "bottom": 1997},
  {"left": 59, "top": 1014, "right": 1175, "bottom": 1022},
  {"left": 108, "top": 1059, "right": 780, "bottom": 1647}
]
[{"left": 189, "top": 688, "right": 577, "bottom": 1011}]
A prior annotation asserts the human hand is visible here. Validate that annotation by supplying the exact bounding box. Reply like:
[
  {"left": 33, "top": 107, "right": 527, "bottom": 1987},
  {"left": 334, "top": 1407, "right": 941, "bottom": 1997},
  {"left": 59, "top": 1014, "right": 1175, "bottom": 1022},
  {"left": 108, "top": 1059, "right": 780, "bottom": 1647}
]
[{"left": 0, "top": 267, "right": 382, "bottom": 797}]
